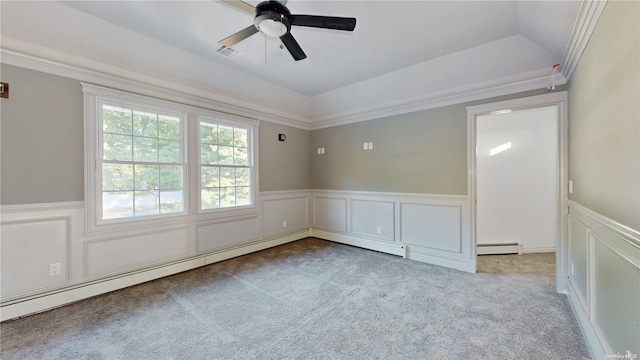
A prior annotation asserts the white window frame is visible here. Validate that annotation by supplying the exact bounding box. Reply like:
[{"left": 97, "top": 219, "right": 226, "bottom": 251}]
[
  {"left": 97, "top": 99, "right": 188, "bottom": 221},
  {"left": 198, "top": 115, "right": 255, "bottom": 212},
  {"left": 82, "top": 83, "right": 259, "bottom": 234}
]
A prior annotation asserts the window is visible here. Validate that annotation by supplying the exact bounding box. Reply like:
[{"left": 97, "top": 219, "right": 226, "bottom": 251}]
[
  {"left": 82, "top": 83, "right": 259, "bottom": 232},
  {"left": 200, "top": 120, "right": 252, "bottom": 210},
  {"left": 99, "top": 101, "right": 186, "bottom": 220}
]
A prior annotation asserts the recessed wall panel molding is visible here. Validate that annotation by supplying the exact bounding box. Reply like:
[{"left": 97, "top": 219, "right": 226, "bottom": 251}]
[
  {"left": 1, "top": 218, "right": 70, "bottom": 299},
  {"left": 351, "top": 199, "right": 394, "bottom": 241},
  {"left": 400, "top": 202, "right": 462, "bottom": 254},
  {"left": 567, "top": 201, "right": 640, "bottom": 357},
  {"left": 85, "top": 227, "right": 190, "bottom": 278},
  {"left": 197, "top": 216, "right": 259, "bottom": 254},
  {"left": 312, "top": 197, "right": 348, "bottom": 233},
  {"left": 310, "top": 190, "right": 472, "bottom": 272},
  {"left": 261, "top": 192, "right": 309, "bottom": 238},
  {"left": 592, "top": 233, "right": 640, "bottom": 356},
  {"left": 568, "top": 215, "right": 589, "bottom": 312}
]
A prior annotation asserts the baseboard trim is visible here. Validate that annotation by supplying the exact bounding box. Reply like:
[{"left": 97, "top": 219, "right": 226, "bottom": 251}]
[
  {"left": 566, "top": 280, "right": 606, "bottom": 359},
  {"left": 310, "top": 230, "right": 406, "bottom": 258},
  {"left": 522, "top": 246, "right": 556, "bottom": 254},
  {"left": 0, "top": 231, "right": 308, "bottom": 322}
]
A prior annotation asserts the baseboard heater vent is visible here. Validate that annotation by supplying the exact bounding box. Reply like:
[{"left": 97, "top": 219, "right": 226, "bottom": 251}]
[{"left": 477, "top": 242, "right": 523, "bottom": 255}]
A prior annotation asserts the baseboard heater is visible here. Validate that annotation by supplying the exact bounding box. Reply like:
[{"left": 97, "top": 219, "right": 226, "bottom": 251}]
[{"left": 477, "top": 242, "right": 523, "bottom": 255}]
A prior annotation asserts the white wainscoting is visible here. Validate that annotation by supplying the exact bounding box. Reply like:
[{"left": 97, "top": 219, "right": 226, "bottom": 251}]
[
  {"left": 197, "top": 216, "right": 259, "bottom": 254},
  {"left": 313, "top": 197, "right": 348, "bottom": 233},
  {"left": 85, "top": 227, "right": 191, "bottom": 278},
  {"left": 309, "top": 190, "right": 473, "bottom": 272},
  {"left": 0, "top": 192, "right": 311, "bottom": 321},
  {"left": 261, "top": 192, "right": 310, "bottom": 238},
  {"left": 567, "top": 201, "right": 640, "bottom": 358}
]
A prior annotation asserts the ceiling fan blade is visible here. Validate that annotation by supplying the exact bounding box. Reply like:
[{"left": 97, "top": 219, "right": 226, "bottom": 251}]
[
  {"left": 288, "top": 15, "right": 356, "bottom": 31},
  {"left": 220, "top": 0, "right": 256, "bottom": 14},
  {"left": 280, "top": 32, "right": 307, "bottom": 61},
  {"left": 219, "top": 25, "right": 259, "bottom": 47}
]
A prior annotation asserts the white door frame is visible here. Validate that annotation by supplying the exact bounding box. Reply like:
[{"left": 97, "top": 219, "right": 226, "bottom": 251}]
[{"left": 466, "top": 91, "right": 569, "bottom": 292}]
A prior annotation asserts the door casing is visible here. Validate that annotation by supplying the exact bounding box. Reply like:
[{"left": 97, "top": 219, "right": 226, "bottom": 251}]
[{"left": 466, "top": 91, "right": 569, "bottom": 292}]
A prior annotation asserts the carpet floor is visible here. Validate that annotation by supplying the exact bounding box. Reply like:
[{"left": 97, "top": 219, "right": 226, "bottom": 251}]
[{"left": 1, "top": 238, "right": 590, "bottom": 359}]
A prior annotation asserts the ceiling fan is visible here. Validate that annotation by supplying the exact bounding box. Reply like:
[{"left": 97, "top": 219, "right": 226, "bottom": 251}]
[{"left": 219, "top": 0, "right": 356, "bottom": 61}]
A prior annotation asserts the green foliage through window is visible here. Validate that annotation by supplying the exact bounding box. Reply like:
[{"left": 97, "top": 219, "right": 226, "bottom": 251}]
[
  {"left": 101, "top": 103, "right": 185, "bottom": 219},
  {"left": 200, "top": 121, "right": 252, "bottom": 209}
]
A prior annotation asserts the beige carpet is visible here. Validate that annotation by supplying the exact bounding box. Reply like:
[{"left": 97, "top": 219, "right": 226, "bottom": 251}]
[
  {"left": 478, "top": 252, "right": 556, "bottom": 276},
  {"left": 1, "top": 238, "right": 589, "bottom": 359}
]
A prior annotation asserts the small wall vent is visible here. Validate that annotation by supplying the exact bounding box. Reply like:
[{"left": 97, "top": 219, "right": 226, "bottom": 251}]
[{"left": 215, "top": 45, "right": 242, "bottom": 59}]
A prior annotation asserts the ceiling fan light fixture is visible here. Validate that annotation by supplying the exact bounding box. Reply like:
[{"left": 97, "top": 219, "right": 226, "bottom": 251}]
[{"left": 255, "top": 13, "right": 289, "bottom": 37}]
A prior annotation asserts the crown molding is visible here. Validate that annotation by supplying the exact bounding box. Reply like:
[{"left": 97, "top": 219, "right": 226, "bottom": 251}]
[
  {"left": 2, "top": 47, "right": 569, "bottom": 132},
  {"left": 560, "top": 0, "right": 608, "bottom": 81},
  {"left": 309, "top": 69, "right": 566, "bottom": 130},
  {"left": 0, "top": 47, "right": 312, "bottom": 130}
]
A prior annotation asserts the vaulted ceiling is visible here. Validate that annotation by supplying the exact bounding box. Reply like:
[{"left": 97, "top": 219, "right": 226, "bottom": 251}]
[{"left": 1, "top": 1, "right": 580, "bottom": 125}]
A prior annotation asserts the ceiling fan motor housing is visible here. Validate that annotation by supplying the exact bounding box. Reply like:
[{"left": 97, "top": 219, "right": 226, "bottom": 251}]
[{"left": 254, "top": 1, "right": 291, "bottom": 37}]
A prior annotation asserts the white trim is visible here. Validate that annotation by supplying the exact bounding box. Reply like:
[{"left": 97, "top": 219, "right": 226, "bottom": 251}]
[
  {"left": 566, "top": 202, "right": 640, "bottom": 358},
  {"left": 560, "top": 0, "right": 609, "bottom": 81},
  {"left": 467, "top": 92, "right": 569, "bottom": 284},
  {"left": 82, "top": 84, "right": 261, "bottom": 235},
  {"left": 0, "top": 231, "right": 308, "bottom": 321},
  {"left": 310, "top": 229, "right": 406, "bottom": 258},
  {"left": 567, "top": 281, "right": 606, "bottom": 359},
  {"left": 3, "top": 47, "right": 572, "bottom": 132},
  {"left": 0, "top": 201, "right": 84, "bottom": 214},
  {"left": 466, "top": 91, "right": 568, "bottom": 115},
  {"left": 568, "top": 201, "right": 640, "bottom": 247},
  {"left": 1, "top": 48, "right": 310, "bottom": 130},
  {"left": 405, "top": 251, "right": 476, "bottom": 273},
  {"left": 311, "top": 69, "right": 567, "bottom": 130},
  {"left": 309, "top": 189, "right": 467, "bottom": 201},
  {"left": 522, "top": 247, "right": 556, "bottom": 254}
]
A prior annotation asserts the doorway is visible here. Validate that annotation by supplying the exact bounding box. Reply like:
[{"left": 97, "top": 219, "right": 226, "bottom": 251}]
[
  {"left": 476, "top": 105, "right": 558, "bottom": 252},
  {"left": 466, "top": 92, "right": 569, "bottom": 291}
]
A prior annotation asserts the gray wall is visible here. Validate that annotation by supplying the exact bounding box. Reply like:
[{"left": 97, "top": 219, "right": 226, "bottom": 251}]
[
  {"left": 259, "top": 121, "right": 311, "bottom": 191},
  {"left": 0, "top": 64, "right": 84, "bottom": 204},
  {"left": 0, "top": 64, "right": 310, "bottom": 204},
  {"left": 568, "top": 0, "right": 640, "bottom": 230},
  {"left": 310, "top": 88, "right": 560, "bottom": 195}
]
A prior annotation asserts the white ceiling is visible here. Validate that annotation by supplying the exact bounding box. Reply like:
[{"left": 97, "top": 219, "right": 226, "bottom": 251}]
[{"left": 0, "top": 1, "right": 580, "bottom": 124}]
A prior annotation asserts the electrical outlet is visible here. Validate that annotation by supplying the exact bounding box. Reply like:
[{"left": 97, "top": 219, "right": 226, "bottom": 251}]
[
  {"left": 368, "top": 142, "right": 373, "bottom": 150},
  {"left": 50, "top": 262, "right": 61, "bottom": 276},
  {"left": 363, "top": 142, "right": 368, "bottom": 150},
  {"left": 569, "top": 180, "right": 573, "bottom": 194},
  {"left": 377, "top": 226, "right": 382, "bottom": 235},
  {"left": 282, "top": 220, "right": 287, "bottom": 228},
  {"left": 571, "top": 262, "right": 575, "bottom": 276}
]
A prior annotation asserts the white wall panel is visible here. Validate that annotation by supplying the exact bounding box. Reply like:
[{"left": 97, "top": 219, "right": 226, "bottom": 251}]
[
  {"left": 197, "top": 216, "right": 259, "bottom": 253},
  {"left": 313, "top": 197, "right": 347, "bottom": 233},
  {"left": 351, "top": 199, "right": 394, "bottom": 241},
  {"left": 567, "top": 201, "right": 640, "bottom": 357},
  {"left": 85, "top": 227, "right": 190, "bottom": 278},
  {"left": 592, "top": 234, "right": 640, "bottom": 356},
  {"left": 262, "top": 196, "right": 308, "bottom": 238},
  {"left": 400, "top": 203, "right": 461, "bottom": 253},
  {"left": 568, "top": 215, "right": 588, "bottom": 310},
  {"left": 1, "top": 218, "right": 69, "bottom": 298}
]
